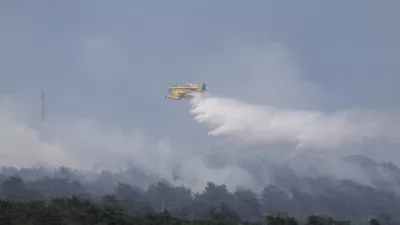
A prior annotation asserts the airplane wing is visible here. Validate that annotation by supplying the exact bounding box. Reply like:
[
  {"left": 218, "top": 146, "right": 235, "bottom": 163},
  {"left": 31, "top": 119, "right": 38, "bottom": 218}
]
[
  {"left": 165, "top": 90, "right": 195, "bottom": 100},
  {"left": 168, "top": 82, "right": 206, "bottom": 93},
  {"left": 165, "top": 90, "right": 185, "bottom": 100},
  {"left": 171, "top": 90, "right": 185, "bottom": 94}
]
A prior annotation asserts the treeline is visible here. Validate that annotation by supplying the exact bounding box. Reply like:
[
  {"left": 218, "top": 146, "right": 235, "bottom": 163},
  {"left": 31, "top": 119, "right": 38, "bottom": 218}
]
[
  {"left": 0, "top": 197, "right": 382, "bottom": 225},
  {"left": 1, "top": 167, "right": 400, "bottom": 224}
]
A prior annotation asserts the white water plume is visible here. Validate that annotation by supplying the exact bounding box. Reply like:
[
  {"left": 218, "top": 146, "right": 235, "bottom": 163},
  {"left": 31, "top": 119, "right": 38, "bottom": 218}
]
[{"left": 189, "top": 94, "right": 400, "bottom": 153}]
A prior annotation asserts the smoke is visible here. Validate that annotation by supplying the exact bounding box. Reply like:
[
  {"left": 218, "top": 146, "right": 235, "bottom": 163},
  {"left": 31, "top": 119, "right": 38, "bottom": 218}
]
[
  {"left": 0, "top": 95, "right": 258, "bottom": 192},
  {"left": 0, "top": 95, "right": 77, "bottom": 168},
  {"left": 186, "top": 93, "right": 400, "bottom": 191},
  {"left": 1, "top": 38, "right": 399, "bottom": 194},
  {"left": 189, "top": 94, "right": 400, "bottom": 156},
  {"left": 185, "top": 42, "right": 400, "bottom": 192}
]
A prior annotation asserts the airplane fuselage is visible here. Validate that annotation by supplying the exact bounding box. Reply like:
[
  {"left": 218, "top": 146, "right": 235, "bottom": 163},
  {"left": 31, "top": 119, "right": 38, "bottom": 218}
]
[{"left": 165, "top": 82, "right": 206, "bottom": 100}]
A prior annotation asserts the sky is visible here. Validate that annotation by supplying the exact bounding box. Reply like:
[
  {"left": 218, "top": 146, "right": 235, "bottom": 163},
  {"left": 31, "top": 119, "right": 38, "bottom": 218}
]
[{"left": 0, "top": 1, "right": 399, "bottom": 191}]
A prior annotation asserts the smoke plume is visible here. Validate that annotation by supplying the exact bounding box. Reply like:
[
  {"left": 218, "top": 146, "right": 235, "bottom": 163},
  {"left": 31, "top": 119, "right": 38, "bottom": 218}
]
[{"left": 0, "top": 95, "right": 259, "bottom": 192}]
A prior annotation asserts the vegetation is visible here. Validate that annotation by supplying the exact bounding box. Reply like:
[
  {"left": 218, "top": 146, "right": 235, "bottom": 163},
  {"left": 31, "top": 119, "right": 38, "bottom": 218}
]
[
  {"left": 0, "top": 164, "right": 399, "bottom": 224},
  {"left": 0, "top": 197, "right": 381, "bottom": 225}
]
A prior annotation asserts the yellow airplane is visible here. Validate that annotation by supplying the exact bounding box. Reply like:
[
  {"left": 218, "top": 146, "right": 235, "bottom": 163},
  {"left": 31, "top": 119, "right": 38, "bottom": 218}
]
[{"left": 165, "top": 82, "right": 206, "bottom": 100}]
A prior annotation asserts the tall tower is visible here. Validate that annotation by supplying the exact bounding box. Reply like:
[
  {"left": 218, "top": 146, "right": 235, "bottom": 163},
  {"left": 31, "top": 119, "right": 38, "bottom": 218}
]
[{"left": 41, "top": 89, "right": 46, "bottom": 124}]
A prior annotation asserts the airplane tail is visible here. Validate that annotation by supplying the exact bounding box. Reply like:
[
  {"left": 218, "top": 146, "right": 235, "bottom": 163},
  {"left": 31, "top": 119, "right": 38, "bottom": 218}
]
[{"left": 199, "top": 82, "right": 206, "bottom": 92}]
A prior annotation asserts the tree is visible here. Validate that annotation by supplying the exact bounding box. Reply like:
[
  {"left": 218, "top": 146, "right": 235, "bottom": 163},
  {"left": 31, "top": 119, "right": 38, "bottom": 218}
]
[
  {"left": 1, "top": 176, "right": 28, "bottom": 201},
  {"left": 234, "top": 188, "right": 261, "bottom": 221},
  {"left": 369, "top": 218, "right": 381, "bottom": 225}
]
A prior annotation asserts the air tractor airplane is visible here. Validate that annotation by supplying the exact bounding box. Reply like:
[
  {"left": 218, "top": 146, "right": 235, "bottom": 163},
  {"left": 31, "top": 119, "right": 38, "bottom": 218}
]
[{"left": 165, "top": 82, "right": 206, "bottom": 100}]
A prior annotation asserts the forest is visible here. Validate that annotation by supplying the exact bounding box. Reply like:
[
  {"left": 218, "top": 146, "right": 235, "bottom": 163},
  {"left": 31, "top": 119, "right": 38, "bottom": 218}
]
[
  {"left": 0, "top": 157, "right": 399, "bottom": 225},
  {"left": 0, "top": 197, "right": 363, "bottom": 225}
]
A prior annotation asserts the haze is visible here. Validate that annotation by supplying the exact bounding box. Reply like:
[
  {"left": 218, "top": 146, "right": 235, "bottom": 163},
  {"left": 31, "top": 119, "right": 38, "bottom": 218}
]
[{"left": 0, "top": 1, "right": 399, "bottom": 192}]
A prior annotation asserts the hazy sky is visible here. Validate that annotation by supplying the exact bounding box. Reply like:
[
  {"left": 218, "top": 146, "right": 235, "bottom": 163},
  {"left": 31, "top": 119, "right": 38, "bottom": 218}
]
[{"left": 1, "top": 1, "right": 399, "bottom": 191}]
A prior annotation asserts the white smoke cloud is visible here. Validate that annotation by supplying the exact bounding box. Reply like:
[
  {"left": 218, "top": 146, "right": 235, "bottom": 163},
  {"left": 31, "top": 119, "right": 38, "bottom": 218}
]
[
  {"left": 0, "top": 95, "right": 258, "bottom": 192},
  {"left": 189, "top": 94, "right": 400, "bottom": 154},
  {"left": 0, "top": 95, "right": 78, "bottom": 168},
  {"left": 2, "top": 36, "right": 399, "bottom": 193}
]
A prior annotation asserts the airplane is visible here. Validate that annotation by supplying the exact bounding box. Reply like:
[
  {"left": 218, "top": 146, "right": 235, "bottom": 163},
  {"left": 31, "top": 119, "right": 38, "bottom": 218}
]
[{"left": 165, "top": 82, "right": 206, "bottom": 100}]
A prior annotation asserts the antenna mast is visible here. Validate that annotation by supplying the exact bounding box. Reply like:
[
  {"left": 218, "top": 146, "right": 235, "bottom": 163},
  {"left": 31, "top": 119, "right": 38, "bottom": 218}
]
[{"left": 41, "top": 89, "right": 46, "bottom": 124}]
